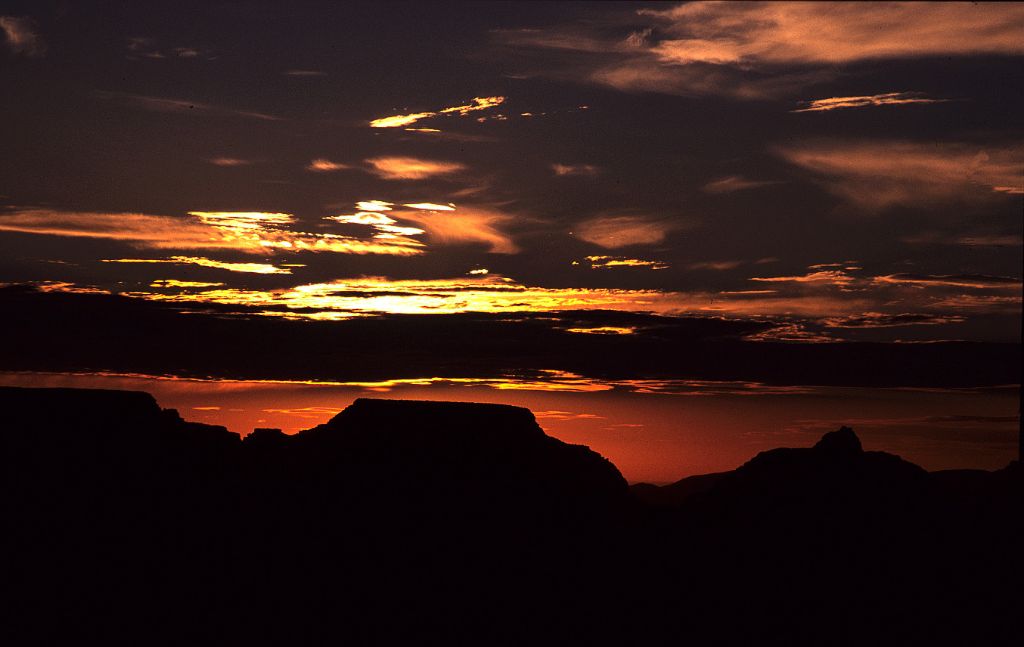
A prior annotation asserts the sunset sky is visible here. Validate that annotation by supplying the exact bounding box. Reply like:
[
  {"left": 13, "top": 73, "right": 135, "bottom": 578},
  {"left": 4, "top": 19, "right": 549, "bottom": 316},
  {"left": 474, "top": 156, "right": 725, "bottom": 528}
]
[{"left": 2, "top": 2, "right": 1021, "bottom": 482}]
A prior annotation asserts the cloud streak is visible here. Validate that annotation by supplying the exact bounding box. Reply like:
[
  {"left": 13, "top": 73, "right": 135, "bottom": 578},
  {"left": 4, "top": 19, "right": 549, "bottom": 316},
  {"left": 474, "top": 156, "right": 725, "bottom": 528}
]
[
  {"left": 702, "top": 175, "right": 778, "bottom": 194},
  {"left": 775, "top": 140, "right": 1024, "bottom": 209},
  {"left": 0, "top": 209, "right": 424, "bottom": 256},
  {"left": 365, "top": 157, "right": 466, "bottom": 180},
  {"left": 370, "top": 96, "right": 505, "bottom": 128},
  {"left": 575, "top": 215, "right": 683, "bottom": 249},
  {"left": 793, "top": 92, "right": 948, "bottom": 113},
  {"left": 103, "top": 256, "right": 294, "bottom": 275}
]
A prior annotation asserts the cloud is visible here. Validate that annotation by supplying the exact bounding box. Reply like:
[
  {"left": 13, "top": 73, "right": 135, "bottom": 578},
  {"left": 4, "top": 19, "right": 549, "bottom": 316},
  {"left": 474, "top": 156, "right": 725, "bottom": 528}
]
[
  {"left": 392, "top": 204, "right": 518, "bottom": 254},
  {"left": 775, "top": 140, "right": 1024, "bottom": 209},
  {"left": 686, "top": 260, "right": 743, "bottom": 271},
  {"left": 97, "top": 92, "right": 282, "bottom": 121},
  {"left": 103, "top": 256, "right": 294, "bottom": 275},
  {"left": 552, "top": 164, "right": 600, "bottom": 177},
  {"left": 150, "top": 279, "right": 224, "bottom": 288},
  {"left": 0, "top": 16, "right": 44, "bottom": 57},
  {"left": 820, "top": 312, "right": 965, "bottom": 329},
  {"left": 365, "top": 157, "right": 466, "bottom": 180},
  {"left": 642, "top": 2, "right": 1024, "bottom": 65},
  {"left": 574, "top": 215, "right": 681, "bottom": 248},
  {"left": 285, "top": 69, "right": 325, "bottom": 76},
  {"left": 209, "top": 157, "right": 255, "bottom": 167},
  {"left": 702, "top": 175, "right": 778, "bottom": 194},
  {"left": 498, "top": 3, "right": 1024, "bottom": 99},
  {"left": 370, "top": 96, "right": 505, "bottom": 128},
  {"left": 578, "top": 255, "right": 668, "bottom": 270},
  {"left": 0, "top": 209, "right": 424, "bottom": 256},
  {"left": 902, "top": 232, "right": 1024, "bottom": 248},
  {"left": 306, "top": 159, "right": 350, "bottom": 172},
  {"left": 793, "top": 92, "right": 948, "bottom": 113},
  {"left": 125, "top": 37, "right": 210, "bottom": 60},
  {"left": 872, "top": 273, "right": 1022, "bottom": 290}
]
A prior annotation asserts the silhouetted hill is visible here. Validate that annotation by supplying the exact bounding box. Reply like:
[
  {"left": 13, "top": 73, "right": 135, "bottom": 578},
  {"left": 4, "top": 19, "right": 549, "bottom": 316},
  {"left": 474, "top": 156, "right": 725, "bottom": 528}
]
[{"left": 3, "top": 387, "right": 1019, "bottom": 646}]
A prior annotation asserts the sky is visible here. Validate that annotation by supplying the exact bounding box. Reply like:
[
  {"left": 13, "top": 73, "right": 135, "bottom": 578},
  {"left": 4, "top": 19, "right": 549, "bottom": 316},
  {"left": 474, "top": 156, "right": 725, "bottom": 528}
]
[{"left": 1, "top": 2, "right": 1021, "bottom": 482}]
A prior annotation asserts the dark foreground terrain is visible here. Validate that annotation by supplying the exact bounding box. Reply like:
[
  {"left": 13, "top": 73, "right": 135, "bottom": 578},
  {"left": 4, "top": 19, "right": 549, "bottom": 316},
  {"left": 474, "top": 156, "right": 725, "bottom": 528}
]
[{"left": 2, "top": 387, "right": 1019, "bottom": 645}]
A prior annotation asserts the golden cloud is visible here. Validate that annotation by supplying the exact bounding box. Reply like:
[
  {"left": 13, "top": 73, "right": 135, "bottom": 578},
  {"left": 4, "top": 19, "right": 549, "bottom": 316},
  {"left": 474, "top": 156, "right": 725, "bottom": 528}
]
[
  {"left": 0, "top": 209, "right": 424, "bottom": 256},
  {"left": 370, "top": 96, "right": 505, "bottom": 128},
  {"left": 306, "top": 159, "right": 350, "bottom": 172},
  {"left": 581, "top": 255, "right": 669, "bottom": 270},
  {"left": 392, "top": 204, "right": 518, "bottom": 254},
  {"left": 365, "top": 157, "right": 466, "bottom": 180},
  {"left": 793, "top": 92, "right": 948, "bottom": 113},
  {"left": 575, "top": 215, "right": 680, "bottom": 249},
  {"left": 103, "top": 256, "right": 294, "bottom": 275}
]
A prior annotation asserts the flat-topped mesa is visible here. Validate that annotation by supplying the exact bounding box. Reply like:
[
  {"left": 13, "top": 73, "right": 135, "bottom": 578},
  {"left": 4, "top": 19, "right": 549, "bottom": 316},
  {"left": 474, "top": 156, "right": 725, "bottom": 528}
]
[
  {"left": 298, "top": 397, "right": 628, "bottom": 503},
  {"left": 307, "top": 397, "right": 546, "bottom": 446},
  {"left": 0, "top": 386, "right": 163, "bottom": 430}
]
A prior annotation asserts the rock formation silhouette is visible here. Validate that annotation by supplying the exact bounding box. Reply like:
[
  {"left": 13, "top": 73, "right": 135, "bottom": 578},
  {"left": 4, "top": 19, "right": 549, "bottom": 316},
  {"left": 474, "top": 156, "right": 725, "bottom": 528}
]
[{"left": 2, "top": 387, "right": 1018, "bottom": 646}]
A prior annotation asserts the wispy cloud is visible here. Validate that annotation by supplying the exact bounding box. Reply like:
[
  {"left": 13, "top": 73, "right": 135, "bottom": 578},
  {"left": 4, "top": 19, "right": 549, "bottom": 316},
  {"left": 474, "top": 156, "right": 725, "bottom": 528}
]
[
  {"left": 0, "top": 209, "right": 424, "bottom": 256},
  {"left": 643, "top": 3, "right": 1024, "bottom": 65},
  {"left": 902, "top": 232, "right": 1024, "bottom": 248},
  {"left": 793, "top": 92, "right": 948, "bottom": 113},
  {"left": 578, "top": 255, "right": 668, "bottom": 270},
  {"left": 821, "top": 312, "right": 965, "bottom": 329},
  {"left": 285, "top": 69, "right": 325, "bottom": 77},
  {"left": 392, "top": 204, "right": 519, "bottom": 254},
  {"left": 103, "top": 256, "right": 294, "bottom": 275},
  {"left": 209, "top": 157, "right": 256, "bottom": 167},
  {"left": 873, "top": 273, "right": 1022, "bottom": 290},
  {"left": 498, "top": 3, "right": 1024, "bottom": 99},
  {"left": 306, "top": 158, "right": 350, "bottom": 172},
  {"left": 126, "top": 37, "right": 210, "bottom": 60},
  {"left": 686, "top": 260, "right": 743, "bottom": 271},
  {"left": 0, "top": 15, "right": 44, "bottom": 57},
  {"left": 702, "top": 175, "right": 778, "bottom": 194},
  {"left": 775, "top": 140, "right": 1024, "bottom": 209},
  {"left": 365, "top": 156, "right": 466, "bottom": 180},
  {"left": 97, "top": 91, "right": 282, "bottom": 122},
  {"left": 370, "top": 96, "right": 505, "bottom": 128},
  {"left": 552, "top": 163, "right": 600, "bottom": 177},
  {"left": 575, "top": 215, "right": 683, "bottom": 249}
]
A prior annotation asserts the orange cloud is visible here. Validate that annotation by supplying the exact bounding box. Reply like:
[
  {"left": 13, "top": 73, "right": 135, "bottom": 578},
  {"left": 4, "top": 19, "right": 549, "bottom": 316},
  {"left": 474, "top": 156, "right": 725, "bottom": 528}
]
[
  {"left": 575, "top": 215, "right": 681, "bottom": 248},
  {"left": 581, "top": 255, "right": 669, "bottom": 270},
  {"left": 503, "top": 4, "right": 1024, "bottom": 99},
  {"left": 552, "top": 163, "right": 600, "bottom": 176},
  {"left": 103, "top": 256, "right": 294, "bottom": 275},
  {"left": 370, "top": 96, "right": 506, "bottom": 128},
  {"left": 209, "top": 157, "right": 255, "bottom": 167},
  {"left": 702, "top": 176, "right": 778, "bottom": 194},
  {"left": 644, "top": 3, "right": 1024, "bottom": 65},
  {"left": 0, "top": 209, "right": 423, "bottom": 256},
  {"left": 365, "top": 157, "right": 466, "bottom": 180},
  {"left": 776, "top": 141, "right": 1024, "bottom": 209},
  {"left": 393, "top": 204, "right": 518, "bottom": 253},
  {"left": 793, "top": 92, "right": 948, "bottom": 113},
  {"left": 306, "top": 159, "right": 350, "bottom": 172}
]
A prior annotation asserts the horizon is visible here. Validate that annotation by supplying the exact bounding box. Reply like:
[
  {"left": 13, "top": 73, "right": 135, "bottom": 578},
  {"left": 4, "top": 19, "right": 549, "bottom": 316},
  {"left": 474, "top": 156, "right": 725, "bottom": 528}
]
[{"left": 1, "top": 2, "right": 1021, "bottom": 483}]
